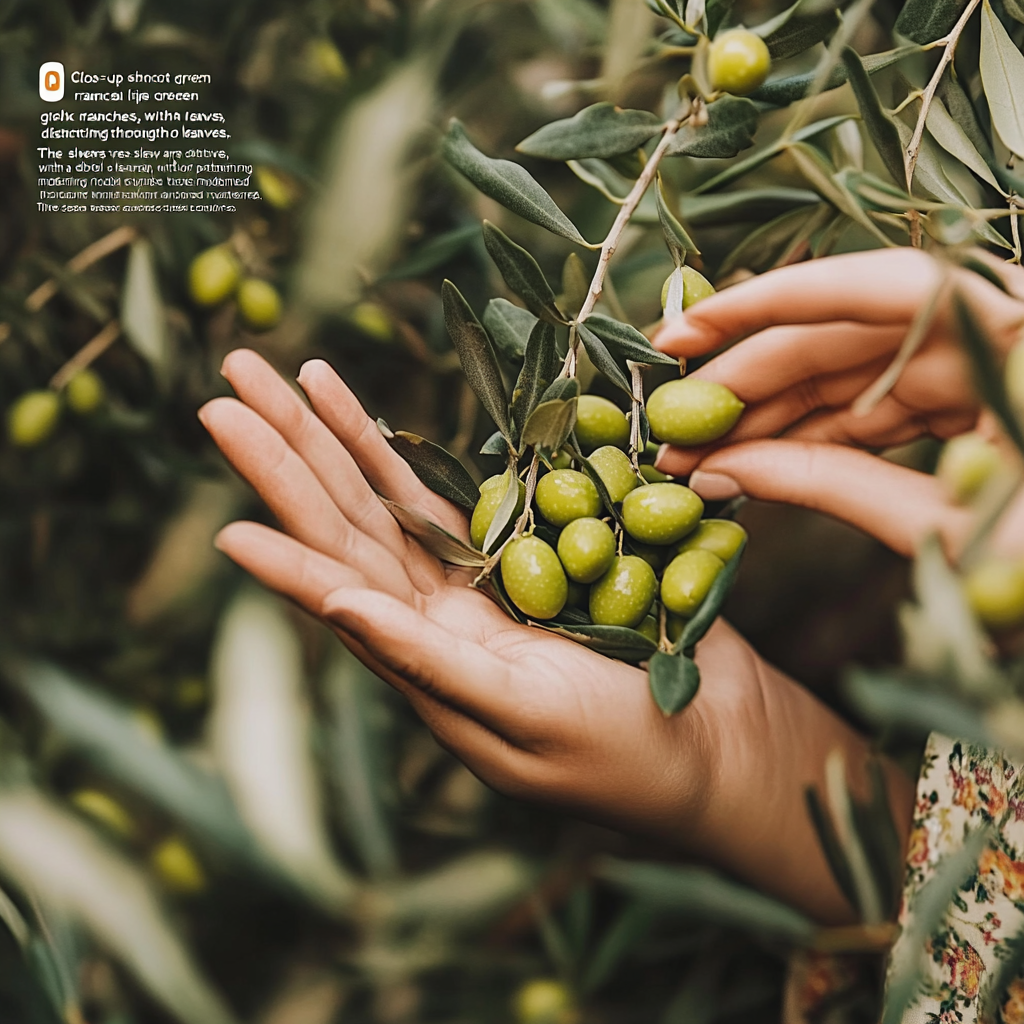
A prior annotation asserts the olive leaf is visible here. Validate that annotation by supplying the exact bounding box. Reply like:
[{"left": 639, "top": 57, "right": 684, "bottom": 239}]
[
  {"left": 980, "top": 0, "right": 1024, "bottom": 158},
  {"left": 841, "top": 48, "right": 904, "bottom": 186},
  {"left": 655, "top": 174, "right": 699, "bottom": 266},
  {"left": 576, "top": 322, "right": 633, "bottom": 394},
  {"left": 377, "top": 421, "right": 481, "bottom": 510},
  {"left": 585, "top": 313, "right": 678, "bottom": 366},
  {"left": 477, "top": 572, "right": 526, "bottom": 623},
  {"left": 442, "top": 119, "right": 591, "bottom": 246},
  {"left": 383, "top": 223, "right": 481, "bottom": 280},
  {"left": 441, "top": 280, "right": 512, "bottom": 441},
  {"left": 512, "top": 321, "right": 559, "bottom": 436},
  {"left": 706, "top": 0, "right": 734, "bottom": 35},
  {"left": 482, "top": 464, "right": 522, "bottom": 553},
  {"left": 937, "top": 76, "right": 995, "bottom": 163},
  {"left": 673, "top": 539, "right": 747, "bottom": 654},
  {"left": 569, "top": 444, "right": 627, "bottom": 527},
  {"left": 521, "top": 377, "right": 580, "bottom": 454},
  {"left": 954, "top": 291, "right": 1024, "bottom": 457},
  {"left": 536, "top": 623, "right": 657, "bottom": 662},
  {"left": 516, "top": 103, "right": 664, "bottom": 161},
  {"left": 692, "top": 113, "right": 855, "bottom": 195},
  {"left": 751, "top": 45, "right": 919, "bottom": 106},
  {"left": 895, "top": 0, "right": 971, "bottom": 44},
  {"left": 926, "top": 95, "right": 1004, "bottom": 194},
  {"left": 567, "top": 158, "right": 634, "bottom": 204},
  {"left": 560, "top": 253, "right": 591, "bottom": 319},
  {"left": 680, "top": 187, "right": 820, "bottom": 226},
  {"left": 480, "top": 430, "right": 511, "bottom": 457},
  {"left": 667, "top": 96, "right": 759, "bottom": 159},
  {"left": 648, "top": 652, "right": 701, "bottom": 716},
  {"left": 482, "top": 298, "right": 538, "bottom": 361},
  {"left": 379, "top": 498, "right": 487, "bottom": 567},
  {"left": 760, "top": 5, "right": 838, "bottom": 60},
  {"left": 482, "top": 222, "right": 567, "bottom": 325},
  {"left": 718, "top": 206, "right": 828, "bottom": 278}
]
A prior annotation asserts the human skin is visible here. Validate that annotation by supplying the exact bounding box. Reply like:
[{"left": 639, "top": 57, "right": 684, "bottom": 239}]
[
  {"left": 200, "top": 349, "right": 914, "bottom": 925},
  {"left": 653, "top": 248, "right": 1024, "bottom": 558}
]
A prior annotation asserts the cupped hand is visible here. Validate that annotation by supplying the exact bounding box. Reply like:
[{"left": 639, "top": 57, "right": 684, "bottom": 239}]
[
  {"left": 653, "top": 248, "right": 1024, "bottom": 558},
  {"left": 200, "top": 349, "right": 913, "bottom": 922}
]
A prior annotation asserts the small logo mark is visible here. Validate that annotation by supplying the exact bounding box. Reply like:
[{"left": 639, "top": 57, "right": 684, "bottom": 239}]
[{"left": 39, "top": 62, "right": 65, "bottom": 102}]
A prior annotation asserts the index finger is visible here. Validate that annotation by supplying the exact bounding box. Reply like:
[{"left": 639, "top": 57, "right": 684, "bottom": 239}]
[{"left": 654, "top": 249, "right": 942, "bottom": 358}]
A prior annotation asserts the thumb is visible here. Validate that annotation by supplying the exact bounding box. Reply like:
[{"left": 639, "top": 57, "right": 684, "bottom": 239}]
[{"left": 687, "top": 440, "right": 972, "bottom": 558}]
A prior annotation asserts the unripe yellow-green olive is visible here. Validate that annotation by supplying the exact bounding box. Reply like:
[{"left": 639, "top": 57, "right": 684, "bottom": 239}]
[
  {"left": 964, "top": 558, "right": 1024, "bottom": 630},
  {"left": 621, "top": 482, "right": 703, "bottom": 545},
  {"left": 151, "top": 836, "right": 206, "bottom": 893},
  {"left": 254, "top": 165, "right": 299, "bottom": 210},
  {"left": 535, "top": 469, "right": 602, "bottom": 527},
  {"left": 667, "top": 613, "right": 688, "bottom": 645},
  {"left": 501, "top": 536, "right": 568, "bottom": 620},
  {"left": 637, "top": 615, "right": 659, "bottom": 644},
  {"left": 646, "top": 378, "right": 745, "bottom": 446},
  {"left": 188, "top": 245, "right": 241, "bottom": 307},
  {"left": 661, "top": 549, "right": 725, "bottom": 616},
  {"left": 575, "top": 395, "right": 629, "bottom": 451},
  {"left": 639, "top": 463, "right": 672, "bottom": 483},
  {"left": 351, "top": 301, "right": 393, "bottom": 341},
  {"left": 661, "top": 266, "right": 717, "bottom": 311},
  {"left": 302, "top": 37, "right": 349, "bottom": 85},
  {"left": 471, "top": 474, "right": 526, "bottom": 550},
  {"left": 708, "top": 28, "right": 772, "bottom": 96},
  {"left": 588, "top": 445, "right": 639, "bottom": 504},
  {"left": 513, "top": 978, "right": 575, "bottom": 1024},
  {"left": 549, "top": 449, "right": 573, "bottom": 469},
  {"left": 589, "top": 555, "right": 657, "bottom": 628},
  {"left": 64, "top": 369, "right": 105, "bottom": 414},
  {"left": 7, "top": 390, "right": 60, "bottom": 447},
  {"left": 671, "top": 519, "right": 746, "bottom": 563},
  {"left": 557, "top": 517, "right": 616, "bottom": 584},
  {"left": 1006, "top": 341, "right": 1024, "bottom": 414},
  {"left": 71, "top": 789, "right": 134, "bottom": 838},
  {"left": 237, "top": 278, "right": 283, "bottom": 331},
  {"left": 937, "top": 432, "right": 1003, "bottom": 503}
]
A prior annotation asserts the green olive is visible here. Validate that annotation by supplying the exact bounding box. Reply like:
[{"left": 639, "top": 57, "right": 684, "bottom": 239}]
[
  {"left": 549, "top": 449, "right": 573, "bottom": 470},
  {"left": 661, "top": 549, "right": 725, "bottom": 616},
  {"left": 639, "top": 463, "right": 672, "bottom": 483},
  {"left": 64, "top": 369, "right": 105, "bottom": 415},
  {"left": 661, "top": 267, "right": 717, "bottom": 311},
  {"left": 589, "top": 555, "right": 657, "bottom": 628},
  {"left": 575, "top": 395, "right": 629, "bottom": 451},
  {"left": 646, "top": 378, "right": 745, "bottom": 447},
  {"left": 557, "top": 517, "right": 616, "bottom": 584},
  {"left": 501, "top": 536, "right": 568, "bottom": 620},
  {"left": 621, "top": 482, "right": 703, "bottom": 546},
  {"left": 964, "top": 558, "right": 1024, "bottom": 630},
  {"left": 237, "top": 278, "right": 283, "bottom": 331},
  {"left": 588, "top": 445, "right": 639, "bottom": 504},
  {"left": 937, "top": 432, "right": 1003, "bottom": 503},
  {"left": 188, "top": 245, "right": 241, "bottom": 307},
  {"left": 671, "top": 519, "right": 746, "bottom": 562},
  {"left": 7, "top": 390, "right": 61, "bottom": 447},
  {"left": 707, "top": 28, "right": 772, "bottom": 96},
  {"left": 351, "top": 301, "right": 393, "bottom": 341},
  {"left": 1007, "top": 341, "right": 1024, "bottom": 414},
  {"left": 514, "top": 978, "right": 575, "bottom": 1024},
  {"left": 535, "top": 469, "right": 602, "bottom": 527},
  {"left": 254, "top": 165, "right": 299, "bottom": 210},
  {"left": 470, "top": 474, "right": 526, "bottom": 550},
  {"left": 667, "top": 613, "right": 688, "bottom": 645},
  {"left": 637, "top": 615, "right": 659, "bottom": 644}
]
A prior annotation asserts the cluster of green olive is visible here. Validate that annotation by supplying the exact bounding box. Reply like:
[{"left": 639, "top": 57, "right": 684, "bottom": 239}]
[
  {"left": 5, "top": 368, "right": 105, "bottom": 448},
  {"left": 188, "top": 244, "right": 283, "bottom": 332},
  {"left": 473, "top": 380, "right": 746, "bottom": 642},
  {"left": 935, "top": 339, "right": 1024, "bottom": 631}
]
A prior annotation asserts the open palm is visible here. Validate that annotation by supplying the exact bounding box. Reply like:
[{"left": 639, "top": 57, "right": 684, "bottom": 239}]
[{"left": 201, "top": 349, "right": 910, "bottom": 922}]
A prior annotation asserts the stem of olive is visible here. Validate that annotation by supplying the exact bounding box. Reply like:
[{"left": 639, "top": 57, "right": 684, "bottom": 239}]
[
  {"left": 628, "top": 360, "right": 648, "bottom": 479},
  {"left": 658, "top": 602, "right": 669, "bottom": 652},
  {"left": 471, "top": 454, "right": 541, "bottom": 588}
]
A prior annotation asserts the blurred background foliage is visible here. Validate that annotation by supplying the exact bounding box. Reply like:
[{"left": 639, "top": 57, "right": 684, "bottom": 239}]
[{"left": 0, "top": 0, "right": 993, "bottom": 1020}]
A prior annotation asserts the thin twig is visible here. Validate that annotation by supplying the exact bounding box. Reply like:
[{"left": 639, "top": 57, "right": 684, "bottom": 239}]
[
  {"left": 1011, "top": 196, "right": 1022, "bottom": 265},
  {"left": 49, "top": 320, "right": 121, "bottom": 390},
  {"left": 628, "top": 361, "right": 645, "bottom": 474}
]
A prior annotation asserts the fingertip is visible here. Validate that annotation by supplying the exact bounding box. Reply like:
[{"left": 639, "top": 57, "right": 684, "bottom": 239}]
[
  {"left": 220, "top": 347, "right": 258, "bottom": 378},
  {"left": 689, "top": 470, "right": 743, "bottom": 501}
]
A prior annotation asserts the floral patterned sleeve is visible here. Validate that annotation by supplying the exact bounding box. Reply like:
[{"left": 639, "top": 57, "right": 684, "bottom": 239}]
[{"left": 888, "top": 733, "right": 1024, "bottom": 1024}]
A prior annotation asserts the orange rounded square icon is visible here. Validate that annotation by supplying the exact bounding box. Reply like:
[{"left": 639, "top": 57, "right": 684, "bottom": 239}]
[{"left": 39, "top": 62, "right": 65, "bottom": 102}]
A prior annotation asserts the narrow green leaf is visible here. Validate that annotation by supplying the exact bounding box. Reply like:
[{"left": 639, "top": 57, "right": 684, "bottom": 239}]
[
  {"left": 478, "top": 571, "right": 526, "bottom": 622},
  {"left": 937, "top": 76, "right": 994, "bottom": 161},
  {"left": 805, "top": 788, "right": 860, "bottom": 914},
  {"left": 512, "top": 321, "right": 559, "bottom": 436},
  {"left": 585, "top": 313, "right": 678, "bottom": 365},
  {"left": 482, "top": 298, "right": 538, "bottom": 361},
  {"left": 516, "top": 102, "right": 664, "bottom": 160},
  {"left": 383, "top": 223, "right": 481, "bottom": 280},
  {"left": 483, "top": 465, "right": 522, "bottom": 553},
  {"left": 443, "top": 119, "right": 591, "bottom": 245},
  {"left": 667, "top": 96, "right": 759, "bottom": 159},
  {"left": 655, "top": 174, "right": 699, "bottom": 265},
  {"left": 926, "top": 95, "right": 1004, "bottom": 193},
  {"left": 560, "top": 253, "right": 591, "bottom": 319},
  {"left": 536, "top": 622, "right": 657, "bottom": 661},
  {"left": 571, "top": 445, "right": 627, "bottom": 526},
  {"left": 441, "top": 279, "right": 512, "bottom": 440},
  {"left": 717, "top": 203, "right": 830, "bottom": 278},
  {"left": 480, "top": 430, "right": 510, "bottom": 457},
  {"left": 841, "top": 48, "right": 904, "bottom": 185},
  {"left": 762, "top": 7, "right": 838, "bottom": 60},
  {"left": 648, "top": 652, "right": 701, "bottom": 715},
  {"left": 680, "top": 187, "right": 820, "bottom": 225},
  {"left": 674, "top": 540, "right": 746, "bottom": 653},
  {"left": 577, "top": 322, "right": 632, "bottom": 394},
  {"left": 980, "top": 0, "right": 1024, "bottom": 157},
  {"left": 380, "top": 498, "right": 488, "bottom": 567},
  {"left": 895, "top": 0, "right": 970, "bottom": 44},
  {"left": 579, "top": 899, "right": 655, "bottom": 995},
  {"left": 121, "top": 238, "right": 171, "bottom": 379},
  {"left": 706, "top": 0, "right": 734, "bottom": 35},
  {"left": 379, "top": 425, "right": 481, "bottom": 510},
  {"left": 521, "top": 379, "right": 580, "bottom": 454},
  {"left": 482, "top": 222, "right": 566, "bottom": 325},
  {"left": 1005, "top": 0, "right": 1024, "bottom": 20}
]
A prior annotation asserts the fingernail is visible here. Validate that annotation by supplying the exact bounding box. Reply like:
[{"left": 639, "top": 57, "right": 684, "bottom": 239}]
[
  {"left": 653, "top": 443, "right": 673, "bottom": 471},
  {"left": 689, "top": 470, "right": 743, "bottom": 501}
]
